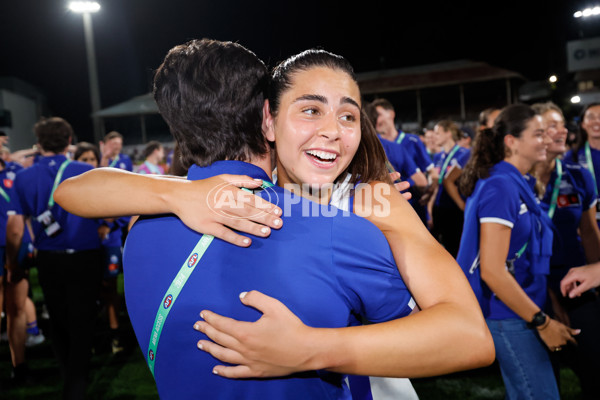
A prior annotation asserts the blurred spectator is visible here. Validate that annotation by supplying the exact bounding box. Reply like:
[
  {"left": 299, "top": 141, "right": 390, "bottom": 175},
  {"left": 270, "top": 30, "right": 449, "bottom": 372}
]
[
  {"left": 135, "top": 140, "right": 165, "bottom": 175},
  {"left": 74, "top": 142, "right": 129, "bottom": 354},
  {"left": 100, "top": 131, "right": 133, "bottom": 171},
  {"left": 7, "top": 117, "right": 103, "bottom": 398}
]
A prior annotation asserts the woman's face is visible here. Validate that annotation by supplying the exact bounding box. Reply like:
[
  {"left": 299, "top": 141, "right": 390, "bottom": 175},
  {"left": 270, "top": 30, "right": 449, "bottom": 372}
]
[
  {"left": 433, "top": 124, "right": 451, "bottom": 147},
  {"left": 512, "top": 115, "right": 549, "bottom": 165},
  {"left": 267, "top": 66, "right": 361, "bottom": 189},
  {"left": 542, "top": 109, "right": 567, "bottom": 156},
  {"left": 77, "top": 150, "right": 98, "bottom": 168},
  {"left": 582, "top": 104, "right": 600, "bottom": 140}
]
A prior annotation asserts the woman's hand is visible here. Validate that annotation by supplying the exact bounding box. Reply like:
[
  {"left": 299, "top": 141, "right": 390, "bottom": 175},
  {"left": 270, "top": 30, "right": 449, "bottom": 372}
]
[
  {"left": 55, "top": 169, "right": 283, "bottom": 247},
  {"left": 193, "top": 291, "right": 315, "bottom": 378},
  {"left": 537, "top": 317, "right": 580, "bottom": 351},
  {"left": 166, "top": 174, "right": 283, "bottom": 247},
  {"left": 560, "top": 262, "right": 600, "bottom": 298}
]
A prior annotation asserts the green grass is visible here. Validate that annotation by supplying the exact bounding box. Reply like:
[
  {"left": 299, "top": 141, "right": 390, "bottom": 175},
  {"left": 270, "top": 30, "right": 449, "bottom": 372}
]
[{"left": 0, "top": 268, "right": 582, "bottom": 399}]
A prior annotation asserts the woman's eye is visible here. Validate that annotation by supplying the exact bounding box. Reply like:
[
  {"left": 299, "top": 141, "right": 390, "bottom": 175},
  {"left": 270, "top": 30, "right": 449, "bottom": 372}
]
[
  {"left": 302, "top": 107, "right": 319, "bottom": 116},
  {"left": 340, "top": 114, "right": 356, "bottom": 122}
]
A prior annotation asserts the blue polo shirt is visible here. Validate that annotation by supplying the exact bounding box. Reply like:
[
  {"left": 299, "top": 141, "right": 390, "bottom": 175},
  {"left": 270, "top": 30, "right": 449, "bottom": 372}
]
[
  {"left": 468, "top": 168, "right": 546, "bottom": 320},
  {"left": 540, "top": 163, "right": 597, "bottom": 292},
  {"left": 124, "top": 160, "right": 414, "bottom": 400},
  {"left": 378, "top": 136, "right": 420, "bottom": 187},
  {"left": 565, "top": 145, "right": 600, "bottom": 225},
  {"left": 433, "top": 146, "right": 470, "bottom": 208},
  {"left": 395, "top": 131, "right": 433, "bottom": 173},
  {"left": 11, "top": 154, "right": 102, "bottom": 251},
  {"left": 104, "top": 153, "right": 133, "bottom": 171}
]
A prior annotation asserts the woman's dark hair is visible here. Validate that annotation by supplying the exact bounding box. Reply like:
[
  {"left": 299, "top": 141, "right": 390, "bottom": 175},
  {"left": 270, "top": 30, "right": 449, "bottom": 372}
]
[
  {"left": 459, "top": 104, "right": 537, "bottom": 197},
  {"left": 74, "top": 141, "right": 100, "bottom": 164},
  {"left": 34, "top": 117, "right": 73, "bottom": 153},
  {"left": 153, "top": 38, "right": 269, "bottom": 169},
  {"left": 143, "top": 140, "right": 163, "bottom": 159},
  {"left": 268, "top": 49, "right": 390, "bottom": 185},
  {"left": 570, "top": 102, "right": 600, "bottom": 162}
]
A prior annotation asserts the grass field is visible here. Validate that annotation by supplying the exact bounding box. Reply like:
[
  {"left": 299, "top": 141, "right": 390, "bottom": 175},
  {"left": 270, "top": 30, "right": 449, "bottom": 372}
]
[{"left": 0, "top": 268, "right": 583, "bottom": 399}]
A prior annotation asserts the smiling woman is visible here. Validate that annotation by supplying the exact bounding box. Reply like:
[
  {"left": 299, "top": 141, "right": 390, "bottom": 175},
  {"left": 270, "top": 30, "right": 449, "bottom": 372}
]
[{"left": 457, "top": 104, "right": 579, "bottom": 400}]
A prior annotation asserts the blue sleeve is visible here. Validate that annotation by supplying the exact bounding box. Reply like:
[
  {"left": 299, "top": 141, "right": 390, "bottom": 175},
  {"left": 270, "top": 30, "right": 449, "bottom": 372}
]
[
  {"left": 408, "top": 135, "right": 433, "bottom": 172},
  {"left": 478, "top": 177, "right": 520, "bottom": 228},
  {"left": 578, "top": 167, "right": 598, "bottom": 210},
  {"left": 332, "top": 216, "right": 414, "bottom": 323},
  {"left": 456, "top": 148, "right": 471, "bottom": 168},
  {"left": 11, "top": 172, "right": 26, "bottom": 216}
]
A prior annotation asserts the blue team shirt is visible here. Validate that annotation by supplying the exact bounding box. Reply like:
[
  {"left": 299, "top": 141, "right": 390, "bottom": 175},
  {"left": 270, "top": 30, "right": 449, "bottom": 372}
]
[
  {"left": 11, "top": 154, "right": 102, "bottom": 251},
  {"left": 105, "top": 153, "right": 133, "bottom": 171},
  {"left": 395, "top": 131, "right": 433, "bottom": 173},
  {"left": 540, "top": 163, "right": 597, "bottom": 292},
  {"left": 433, "top": 146, "right": 470, "bottom": 208},
  {"left": 378, "top": 136, "right": 420, "bottom": 187},
  {"left": 471, "top": 171, "right": 546, "bottom": 320},
  {"left": 565, "top": 146, "right": 600, "bottom": 225},
  {"left": 123, "top": 160, "right": 414, "bottom": 400}
]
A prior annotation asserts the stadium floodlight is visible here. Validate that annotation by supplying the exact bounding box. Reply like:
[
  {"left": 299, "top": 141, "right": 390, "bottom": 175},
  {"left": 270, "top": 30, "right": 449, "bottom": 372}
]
[
  {"left": 69, "top": 1, "right": 100, "bottom": 13},
  {"left": 571, "top": 95, "right": 582, "bottom": 104},
  {"left": 549, "top": 75, "right": 558, "bottom": 83},
  {"left": 574, "top": 6, "right": 600, "bottom": 18}
]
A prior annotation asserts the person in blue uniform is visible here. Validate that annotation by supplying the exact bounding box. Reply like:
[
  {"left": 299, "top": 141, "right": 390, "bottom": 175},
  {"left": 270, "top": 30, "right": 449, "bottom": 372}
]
[
  {"left": 0, "top": 154, "right": 36, "bottom": 383},
  {"left": 532, "top": 102, "right": 600, "bottom": 399},
  {"left": 99, "top": 131, "right": 133, "bottom": 171},
  {"left": 122, "top": 40, "right": 415, "bottom": 400},
  {"left": 74, "top": 141, "right": 129, "bottom": 354},
  {"left": 565, "top": 102, "right": 600, "bottom": 230},
  {"left": 457, "top": 104, "right": 579, "bottom": 400},
  {"left": 431, "top": 119, "right": 470, "bottom": 257},
  {"left": 6, "top": 117, "right": 103, "bottom": 399}
]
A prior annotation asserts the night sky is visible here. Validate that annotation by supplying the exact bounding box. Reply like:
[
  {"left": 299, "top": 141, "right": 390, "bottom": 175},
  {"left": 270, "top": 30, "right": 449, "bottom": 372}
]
[{"left": 0, "top": 0, "right": 594, "bottom": 144}]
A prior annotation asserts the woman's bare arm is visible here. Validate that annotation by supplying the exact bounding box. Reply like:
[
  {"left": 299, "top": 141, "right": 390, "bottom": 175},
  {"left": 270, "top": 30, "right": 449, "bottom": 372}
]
[
  {"left": 442, "top": 167, "right": 465, "bottom": 211},
  {"left": 55, "top": 168, "right": 283, "bottom": 247},
  {"left": 479, "top": 223, "right": 578, "bottom": 349},
  {"left": 194, "top": 181, "right": 495, "bottom": 378}
]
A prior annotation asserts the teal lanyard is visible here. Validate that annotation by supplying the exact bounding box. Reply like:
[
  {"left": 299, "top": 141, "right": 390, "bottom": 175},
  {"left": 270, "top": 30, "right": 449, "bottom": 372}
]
[
  {"left": 48, "top": 160, "right": 71, "bottom": 209},
  {"left": 585, "top": 142, "right": 598, "bottom": 197},
  {"left": 547, "top": 159, "right": 563, "bottom": 219},
  {"left": 438, "top": 145, "right": 460, "bottom": 185},
  {"left": 146, "top": 179, "right": 274, "bottom": 377},
  {"left": 109, "top": 155, "right": 120, "bottom": 168},
  {"left": 395, "top": 131, "right": 406, "bottom": 144},
  {"left": 0, "top": 186, "right": 10, "bottom": 203}
]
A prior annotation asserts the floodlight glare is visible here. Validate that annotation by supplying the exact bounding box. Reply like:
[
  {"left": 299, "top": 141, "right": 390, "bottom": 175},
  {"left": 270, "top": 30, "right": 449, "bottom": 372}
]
[
  {"left": 571, "top": 95, "right": 581, "bottom": 104},
  {"left": 69, "top": 1, "right": 100, "bottom": 13},
  {"left": 549, "top": 75, "right": 558, "bottom": 83}
]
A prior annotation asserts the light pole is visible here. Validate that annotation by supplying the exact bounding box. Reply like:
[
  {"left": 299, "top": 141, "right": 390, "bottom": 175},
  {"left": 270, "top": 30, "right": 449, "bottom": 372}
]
[{"left": 69, "top": 1, "right": 102, "bottom": 144}]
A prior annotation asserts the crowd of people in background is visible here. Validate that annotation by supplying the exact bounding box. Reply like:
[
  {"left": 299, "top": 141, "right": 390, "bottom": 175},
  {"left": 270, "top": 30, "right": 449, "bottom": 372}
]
[{"left": 1, "top": 83, "right": 600, "bottom": 400}]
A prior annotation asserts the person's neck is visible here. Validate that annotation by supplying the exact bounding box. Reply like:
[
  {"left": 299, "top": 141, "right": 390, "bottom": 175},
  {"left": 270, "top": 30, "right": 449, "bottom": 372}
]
[
  {"left": 588, "top": 136, "right": 600, "bottom": 150},
  {"left": 274, "top": 161, "right": 332, "bottom": 205},
  {"left": 504, "top": 155, "right": 534, "bottom": 176},
  {"left": 146, "top": 155, "right": 159, "bottom": 165},
  {"left": 40, "top": 150, "right": 66, "bottom": 157},
  {"left": 247, "top": 153, "right": 273, "bottom": 181},
  {"left": 379, "top": 127, "right": 398, "bottom": 142},
  {"left": 534, "top": 155, "right": 557, "bottom": 185},
  {"left": 442, "top": 140, "right": 456, "bottom": 153}
]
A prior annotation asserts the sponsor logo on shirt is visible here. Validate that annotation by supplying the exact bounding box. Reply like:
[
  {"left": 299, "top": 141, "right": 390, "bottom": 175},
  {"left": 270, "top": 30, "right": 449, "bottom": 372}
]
[
  {"left": 149, "top": 349, "right": 155, "bottom": 361},
  {"left": 3, "top": 179, "right": 12, "bottom": 188},
  {"left": 163, "top": 294, "right": 173, "bottom": 309},
  {"left": 519, "top": 203, "right": 528, "bottom": 215},
  {"left": 557, "top": 194, "right": 581, "bottom": 208},
  {"left": 188, "top": 253, "right": 199, "bottom": 268}
]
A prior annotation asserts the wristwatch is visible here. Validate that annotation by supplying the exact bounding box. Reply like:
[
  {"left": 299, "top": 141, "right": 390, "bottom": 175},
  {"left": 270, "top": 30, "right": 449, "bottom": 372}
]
[{"left": 526, "top": 311, "right": 547, "bottom": 329}]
